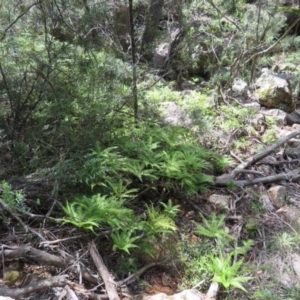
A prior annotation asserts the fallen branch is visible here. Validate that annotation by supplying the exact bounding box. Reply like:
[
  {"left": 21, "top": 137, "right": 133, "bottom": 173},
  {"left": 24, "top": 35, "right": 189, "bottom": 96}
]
[
  {"left": 64, "top": 285, "right": 79, "bottom": 300},
  {"left": 0, "top": 245, "right": 98, "bottom": 285},
  {"left": 235, "top": 168, "right": 300, "bottom": 187},
  {"left": 215, "top": 131, "right": 300, "bottom": 186},
  {"left": 89, "top": 241, "right": 120, "bottom": 300},
  {"left": 232, "top": 131, "right": 300, "bottom": 175},
  {"left": 0, "top": 275, "right": 69, "bottom": 299}
]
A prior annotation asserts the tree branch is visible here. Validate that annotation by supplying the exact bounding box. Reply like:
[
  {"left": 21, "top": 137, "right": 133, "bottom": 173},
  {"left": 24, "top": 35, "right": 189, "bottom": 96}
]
[
  {"left": 0, "top": 2, "right": 42, "bottom": 41},
  {"left": 243, "top": 15, "right": 300, "bottom": 66},
  {"left": 0, "top": 275, "right": 69, "bottom": 299},
  {"left": 89, "top": 241, "right": 120, "bottom": 300},
  {"left": 215, "top": 131, "right": 300, "bottom": 186}
]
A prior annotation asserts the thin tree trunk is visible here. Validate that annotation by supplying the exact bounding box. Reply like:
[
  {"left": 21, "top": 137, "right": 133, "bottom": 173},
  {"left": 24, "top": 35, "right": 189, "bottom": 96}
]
[
  {"left": 128, "top": 0, "right": 138, "bottom": 121},
  {"left": 141, "top": 0, "right": 164, "bottom": 60}
]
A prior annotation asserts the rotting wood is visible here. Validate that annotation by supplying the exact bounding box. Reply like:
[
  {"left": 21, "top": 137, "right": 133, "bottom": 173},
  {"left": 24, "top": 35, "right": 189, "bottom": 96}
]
[{"left": 0, "top": 244, "right": 171, "bottom": 299}]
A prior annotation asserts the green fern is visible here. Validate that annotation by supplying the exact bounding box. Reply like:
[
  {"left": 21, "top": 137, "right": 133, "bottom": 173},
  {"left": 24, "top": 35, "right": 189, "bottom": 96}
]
[
  {"left": 161, "top": 199, "right": 181, "bottom": 219},
  {"left": 61, "top": 194, "right": 134, "bottom": 231},
  {"left": 107, "top": 179, "right": 138, "bottom": 200},
  {"left": 194, "top": 213, "right": 230, "bottom": 241},
  {"left": 111, "top": 230, "right": 140, "bottom": 254},
  {"left": 122, "top": 160, "right": 159, "bottom": 182},
  {"left": 209, "top": 252, "right": 253, "bottom": 292},
  {"left": 146, "top": 204, "right": 177, "bottom": 234}
]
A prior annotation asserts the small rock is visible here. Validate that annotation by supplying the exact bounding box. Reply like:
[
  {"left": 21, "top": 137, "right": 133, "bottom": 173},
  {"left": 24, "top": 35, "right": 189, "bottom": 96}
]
[
  {"left": 292, "top": 124, "right": 300, "bottom": 131},
  {"left": 208, "top": 194, "right": 231, "bottom": 211},
  {"left": 268, "top": 185, "right": 287, "bottom": 208},
  {"left": 262, "top": 108, "right": 287, "bottom": 126},
  {"left": 159, "top": 102, "right": 191, "bottom": 126},
  {"left": 232, "top": 79, "right": 248, "bottom": 97},
  {"left": 250, "top": 113, "right": 266, "bottom": 132},
  {"left": 259, "top": 194, "right": 275, "bottom": 212}
]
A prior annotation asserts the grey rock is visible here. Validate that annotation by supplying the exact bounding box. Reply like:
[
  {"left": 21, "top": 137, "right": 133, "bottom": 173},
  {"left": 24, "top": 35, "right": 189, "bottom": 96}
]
[
  {"left": 268, "top": 185, "right": 287, "bottom": 208},
  {"left": 232, "top": 79, "right": 248, "bottom": 97},
  {"left": 262, "top": 109, "right": 286, "bottom": 126},
  {"left": 255, "top": 72, "right": 293, "bottom": 113},
  {"left": 285, "top": 110, "right": 300, "bottom": 126},
  {"left": 159, "top": 102, "right": 191, "bottom": 126},
  {"left": 208, "top": 194, "right": 231, "bottom": 211}
]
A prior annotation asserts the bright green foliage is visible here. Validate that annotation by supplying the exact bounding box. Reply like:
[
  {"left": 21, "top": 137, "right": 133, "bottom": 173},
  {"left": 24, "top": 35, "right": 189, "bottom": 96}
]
[
  {"left": 107, "top": 180, "right": 138, "bottom": 200},
  {"left": 61, "top": 194, "right": 179, "bottom": 253},
  {"left": 145, "top": 203, "right": 177, "bottom": 234},
  {"left": 61, "top": 194, "right": 134, "bottom": 231},
  {"left": 79, "top": 146, "right": 127, "bottom": 189},
  {"left": 78, "top": 125, "right": 224, "bottom": 196},
  {"left": 193, "top": 213, "right": 231, "bottom": 241},
  {"left": 277, "top": 6, "right": 300, "bottom": 15},
  {"left": 180, "top": 213, "right": 253, "bottom": 293},
  {"left": 161, "top": 199, "right": 181, "bottom": 219},
  {"left": 111, "top": 230, "right": 140, "bottom": 254},
  {"left": 234, "top": 239, "right": 254, "bottom": 256},
  {"left": 209, "top": 252, "right": 253, "bottom": 292},
  {"left": 217, "top": 106, "right": 255, "bottom": 132},
  {"left": 179, "top": 233, "right": 215, "bottom": 290}
]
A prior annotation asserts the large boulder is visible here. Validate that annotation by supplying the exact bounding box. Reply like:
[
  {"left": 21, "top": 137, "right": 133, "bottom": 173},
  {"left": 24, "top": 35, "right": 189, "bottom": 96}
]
[{"left": 254, "top": 69, "right": 294, "bottom": 113}]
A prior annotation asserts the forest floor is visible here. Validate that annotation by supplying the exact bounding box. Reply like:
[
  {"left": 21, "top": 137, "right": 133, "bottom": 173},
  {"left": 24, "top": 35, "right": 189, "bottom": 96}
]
[{"left": 2, "top": 106, "right": 300, "bottom": 300}]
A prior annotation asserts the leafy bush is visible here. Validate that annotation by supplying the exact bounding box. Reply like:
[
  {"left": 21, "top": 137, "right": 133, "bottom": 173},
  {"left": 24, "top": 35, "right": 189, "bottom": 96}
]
[
  {"left": 61, "top": 195, "right": 179, "bottom": 254},
  {"left": 78, "top": 125, "right": 224, "bottom": 196},
  {"left": 61, "top": 194, "right": 134, "bottom": 231}
]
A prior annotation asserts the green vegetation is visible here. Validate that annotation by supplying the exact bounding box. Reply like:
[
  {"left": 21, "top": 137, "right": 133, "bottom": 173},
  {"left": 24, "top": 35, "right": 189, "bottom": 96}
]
[
  {"left": 180, "top": 213, "right": 253, "bottom": 294},
  {"left": 1, "top": 0, "right": 300, "bottom": 299}
]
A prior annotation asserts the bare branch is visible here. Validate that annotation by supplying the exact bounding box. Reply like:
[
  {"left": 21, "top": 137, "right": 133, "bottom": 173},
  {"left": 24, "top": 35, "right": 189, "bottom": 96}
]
[
  {"left": 0, "top": 275, "right": 69, "bottom": 299},
  {"left": 89, "top": 241, "right": 120, "bottom": 300},
  {"left": 243, "top": 15, "right": 300, "bottom": 66},
  {"left": 0, "top": 245, "right": 98, "bottom": 285},
  {"left": 1, "top": 2, "right": 42, "bottom": 41}
]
